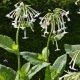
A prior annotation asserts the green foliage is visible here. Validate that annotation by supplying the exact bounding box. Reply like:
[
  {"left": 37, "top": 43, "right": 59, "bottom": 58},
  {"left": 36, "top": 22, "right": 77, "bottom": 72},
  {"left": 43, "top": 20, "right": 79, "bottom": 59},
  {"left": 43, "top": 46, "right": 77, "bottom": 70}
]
[
  {"left": 0, "top": 64, "right": 16, "bottom": 80},
  {"left": 44, "top": 54, "right": 67, "bottom": 80},
  {"left": 0, "top": 0, "right": 79, "bottom": 80},
  {"left": 0, "top": 35, "right": 18, "bottom": 54},
  {"left": 20, "top": 47, "right": 50, "bottom": 64}
]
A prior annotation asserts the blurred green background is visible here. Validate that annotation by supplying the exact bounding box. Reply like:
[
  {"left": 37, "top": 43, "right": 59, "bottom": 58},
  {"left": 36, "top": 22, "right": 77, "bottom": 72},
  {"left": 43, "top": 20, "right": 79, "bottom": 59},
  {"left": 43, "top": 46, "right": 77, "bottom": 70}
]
[{"left": 0, "top": 0, "right": 80, "bottom": 80}]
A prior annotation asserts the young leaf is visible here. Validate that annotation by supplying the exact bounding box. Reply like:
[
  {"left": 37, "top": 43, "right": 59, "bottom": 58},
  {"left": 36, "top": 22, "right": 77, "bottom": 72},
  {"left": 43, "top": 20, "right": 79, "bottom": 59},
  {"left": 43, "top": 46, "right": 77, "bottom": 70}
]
[
  {"left": 28, "top": 62, "right": 50, "bottom": 79},
  {"left": 21, "top": 62, "right": 30, "bottom": 74},
  {"left": 51, "top": 54, "right": 67, "bottom": 80},
  {"left": 0, "top": 64, "right": 16, "bottom": 80},
  {"left": 42, "top": 47, "right": 50, "bottom": 61},
  {"left": 0, "top": 35, "right": 17, "bottom": 54}
]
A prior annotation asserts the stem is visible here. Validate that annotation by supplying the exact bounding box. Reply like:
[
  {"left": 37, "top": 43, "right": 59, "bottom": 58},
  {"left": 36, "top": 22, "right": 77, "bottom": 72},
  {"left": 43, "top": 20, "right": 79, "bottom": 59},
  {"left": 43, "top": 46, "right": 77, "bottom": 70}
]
[
  {"left": 16, "top": 27, "right": 20, "bottom": 80},
  {"left": 46, "top": 31, "right": 52, "bottom": 62}
]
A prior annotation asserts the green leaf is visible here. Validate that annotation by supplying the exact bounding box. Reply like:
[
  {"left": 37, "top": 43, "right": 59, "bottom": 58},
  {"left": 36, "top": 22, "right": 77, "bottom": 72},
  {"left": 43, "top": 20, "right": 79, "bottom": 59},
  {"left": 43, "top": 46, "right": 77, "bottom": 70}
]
[
  {"left": 0, "top": 64, "right": 16, "bottom": 80},
  {"left": 54, "top": 33, "right": 66, "bottom": 41},
  {"left": 42, "top": 47, "right": 50, "bottom": 61},
  {"left": 51, "top": 54, "right": 67, "bottom": 80},
  {"left": 0, "top": 35, "right": 17, "bottom": 54},
  {"left": 44, "top": 66, "right": 51, "bottom": 80},
  {"left": 64, "top": 44, "right": 80, "bottom": 66},
  {"left": 28, "top": 62, "right": 50, "bottom": 79},
  {"left": 21, "top": 62, "right": 30, "bottom": 74},
  {"left": 15, "top": 73, "right": 29, "bottom": 80},
  {"left": 20, "top": 51, "right": 44, "bottom": 65}
]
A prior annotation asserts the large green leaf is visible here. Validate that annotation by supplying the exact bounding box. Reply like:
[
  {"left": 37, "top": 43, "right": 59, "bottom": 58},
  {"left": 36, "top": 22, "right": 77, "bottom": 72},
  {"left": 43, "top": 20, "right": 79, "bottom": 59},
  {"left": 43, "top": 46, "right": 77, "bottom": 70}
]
[
  {"left": 20, "top": 51, "right": 45, "bottom": 65},
  {"left": 64, "top": 44, "right": 80, "bottom": 66},
  {"left": 51, "top": 54, "right": 67, "bottom": 80},
  {"left": 0, "top": 64, "right": 16, "bottom": 80},
  {"left": 0, "top": 35, "right": 17, "bottom": 54},
  {"left": 28, "top": 62, "right": 50, "bottom": 79}
]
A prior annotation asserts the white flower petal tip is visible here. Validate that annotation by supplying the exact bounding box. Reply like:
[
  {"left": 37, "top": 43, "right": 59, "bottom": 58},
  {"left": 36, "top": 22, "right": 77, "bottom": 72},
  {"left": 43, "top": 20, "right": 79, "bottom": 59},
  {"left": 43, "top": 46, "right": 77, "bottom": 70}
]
[
  {"left": 55, "top": 48, "right": 60, "bottom": 51},
  {"left": 67, "top": 18, "right": 71, "bottom": 21},
  {"left": 69, "top": 66, "right": 78, "bottom": 71},
  {"left": 57, "top": 29, "right": 62, "bottom": 33},
  {"left": 66, "top": 11, "right": 69, "bottom": 16},
  {"left": 34, "top": 13, "right": 40, "bottom": 17},
  {"left": 63, "top": 31, "right": 68, "bottom": 34},
  {"left": 41, "top": 35, "right": 46, "bottom": 37},
  {"left": 22, "top": 37, "right": 29, "bottom": 39},
  {"left": 75, "top": 2, "right": 77, "bottom": 5},
  {"left": 77, "top": 12, "right": 80, "bottom": 14}
]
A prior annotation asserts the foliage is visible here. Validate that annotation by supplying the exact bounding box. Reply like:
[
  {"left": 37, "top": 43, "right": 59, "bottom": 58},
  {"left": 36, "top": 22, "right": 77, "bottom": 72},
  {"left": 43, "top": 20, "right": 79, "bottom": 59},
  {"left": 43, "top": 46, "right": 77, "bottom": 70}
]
[{"left": 0, "top": 0, "right": 80, "bottom": 80}]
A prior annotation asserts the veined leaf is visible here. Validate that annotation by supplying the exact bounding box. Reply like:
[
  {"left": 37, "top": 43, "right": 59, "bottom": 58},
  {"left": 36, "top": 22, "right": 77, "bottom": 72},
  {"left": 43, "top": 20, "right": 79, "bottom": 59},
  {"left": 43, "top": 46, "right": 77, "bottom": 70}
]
[
  {"left": 28, "top": 62, "right": 50, "bottom": 79},
  {"left": 0, "top": 64, "right": 16, "bottom": 80},
  {"left": 0, "top": 35, "right": 17, "bottom": 54},
  {"left": 51, "top": 54, "right": 67, "bottom": 80}
]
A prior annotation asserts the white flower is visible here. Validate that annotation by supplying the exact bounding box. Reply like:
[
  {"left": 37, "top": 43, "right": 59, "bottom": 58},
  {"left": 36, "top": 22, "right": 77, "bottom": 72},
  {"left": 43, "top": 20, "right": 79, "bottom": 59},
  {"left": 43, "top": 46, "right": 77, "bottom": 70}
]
[{"left": 6, "top": 2, "right": 40, "bottom": 39}]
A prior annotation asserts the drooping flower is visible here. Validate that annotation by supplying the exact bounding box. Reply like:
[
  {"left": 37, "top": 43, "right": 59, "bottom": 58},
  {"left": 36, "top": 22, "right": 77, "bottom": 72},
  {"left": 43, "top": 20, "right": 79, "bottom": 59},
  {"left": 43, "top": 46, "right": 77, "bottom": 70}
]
[
  {"left": 6, "top": 2, "right": 40, "bottom": 39},
  {"left": 39, "top": 8, "right": 70, "bottom": 51},
  {"left": 69, "top": 50, "right": 79, "bottom": 71}
]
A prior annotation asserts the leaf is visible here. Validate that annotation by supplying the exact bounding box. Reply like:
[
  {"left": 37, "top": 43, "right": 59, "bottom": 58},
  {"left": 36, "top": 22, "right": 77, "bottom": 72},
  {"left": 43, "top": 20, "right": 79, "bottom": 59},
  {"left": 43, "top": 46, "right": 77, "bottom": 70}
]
[
  {"left": 0, "top": 35, "right": 17, "bottom": 54},
  {"left": 15, "top": 73, "right": 29, "bottom": 80},
  {"left": 44, "top": 66, "right": 51, "bottom": 80},
  {"left": 0, "top": 64, "right": 16, "bottom": 80},
  {"left": 20, "top": 51, "right": 44, "bottom": 65},
  {"left": 64, "top": 44, "right": 80, "bottom": 66},
  {"left": 51, "top": 54, "right": 67, "bottom": 80},
  {"left": 21, "top": 62, "right": 30, "bottom": 74},
  {"left": 54, "top": 33, "right": 66, "bottom": 41},
  {"left": 28, "top": 62, "right": 50, "bottom": 79},
  {"left": 42, "top": 47, "right": 50, "bottom": 61}
]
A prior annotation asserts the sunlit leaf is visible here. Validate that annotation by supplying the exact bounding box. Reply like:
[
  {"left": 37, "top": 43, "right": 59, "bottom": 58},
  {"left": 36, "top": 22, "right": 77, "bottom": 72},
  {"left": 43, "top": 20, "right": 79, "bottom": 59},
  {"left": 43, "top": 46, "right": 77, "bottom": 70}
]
[
  {"left": 42, "top": 47, "right": 50, "bottom": 61},
  {"left": 51, "top": 54, "right": 67, "bottom": 80},
  {"left": 0, "top": 35, "right": 17, "bottom": 54}
]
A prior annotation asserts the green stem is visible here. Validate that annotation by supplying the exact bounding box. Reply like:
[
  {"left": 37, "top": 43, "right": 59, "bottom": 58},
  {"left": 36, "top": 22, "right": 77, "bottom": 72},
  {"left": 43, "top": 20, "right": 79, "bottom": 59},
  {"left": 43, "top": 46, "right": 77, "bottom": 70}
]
[
  {"left": 46, "top": 31, "right": 52, "bottom": 62},
  {"left": 16, "top": 27, "right": 20, "bottom": 80}
]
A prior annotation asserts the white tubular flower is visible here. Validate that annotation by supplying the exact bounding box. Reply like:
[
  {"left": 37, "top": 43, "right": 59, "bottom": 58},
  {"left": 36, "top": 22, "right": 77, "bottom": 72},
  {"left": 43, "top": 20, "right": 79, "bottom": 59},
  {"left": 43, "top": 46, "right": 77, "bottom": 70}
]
[
  {"left": 69, "top": 51, "right": 79, "bottom": 71},
  {"left": 6, "top": 2, "right": 40, "bottom": 39},
  {"left": 39, "top": 8, "right": 70, "bottom": 51}
]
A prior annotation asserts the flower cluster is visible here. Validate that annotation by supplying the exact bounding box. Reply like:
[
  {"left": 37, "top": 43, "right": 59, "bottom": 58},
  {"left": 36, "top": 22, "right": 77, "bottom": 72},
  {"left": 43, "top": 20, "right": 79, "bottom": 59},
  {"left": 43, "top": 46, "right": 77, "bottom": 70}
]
[
  {"left": 39, "top": 8, "right": 70, "bottom": 51},
  {"left": 6, "top": 2, "right": 40, "bottom": 39}
]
